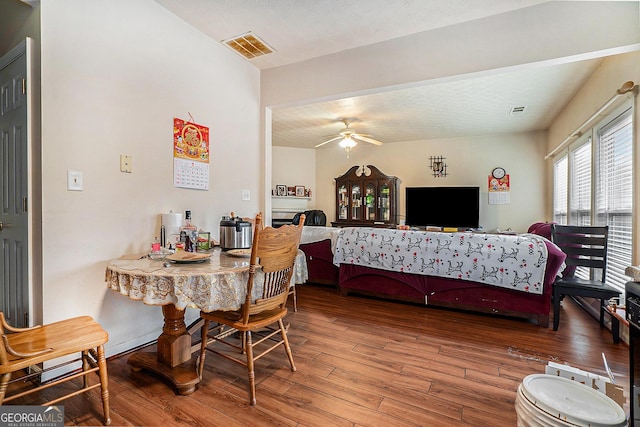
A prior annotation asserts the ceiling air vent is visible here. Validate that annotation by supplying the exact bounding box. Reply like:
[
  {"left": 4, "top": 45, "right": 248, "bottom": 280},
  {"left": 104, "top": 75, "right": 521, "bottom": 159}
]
[
  {"left": 510, "top": 106, "right": 526, "bottom": 115},
  {"left": 222, "top": 32, "right": 274, "bottom": 60}
]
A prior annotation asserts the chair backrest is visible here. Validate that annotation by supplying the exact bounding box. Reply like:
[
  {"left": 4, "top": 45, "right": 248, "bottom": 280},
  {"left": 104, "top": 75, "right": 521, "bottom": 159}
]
[
  {"left": 551, "top": 224, "right": 608, "bottom": 282},
  {"left": 0, "top": 312, "right": 57, "bottom": 371},
  {"left": 0, "top": 313, "right": 11, "bottom": 367},
  {"left": 292, "top": 210, "right": 326, "bottom": 226},
  {"left": 0, "top": 312, "right": 40, "bottom": 367},
  {"left": 306, "top": 210, "right": 326, "bottom": 226},
  {"left": 241, "top": 213, "right": 304, "bottom": 323}
]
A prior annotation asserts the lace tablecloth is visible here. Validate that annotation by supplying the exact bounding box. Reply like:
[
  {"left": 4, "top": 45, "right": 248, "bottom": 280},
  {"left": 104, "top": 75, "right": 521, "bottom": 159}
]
[{"left": 106, "top": 249, "right": 307, "bottom": 312}]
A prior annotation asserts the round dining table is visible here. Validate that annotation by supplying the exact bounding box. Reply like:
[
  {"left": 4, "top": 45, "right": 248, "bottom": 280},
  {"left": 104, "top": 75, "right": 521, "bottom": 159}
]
[{"left": 105, "top": 247, "right": 307, "bottom": 394}]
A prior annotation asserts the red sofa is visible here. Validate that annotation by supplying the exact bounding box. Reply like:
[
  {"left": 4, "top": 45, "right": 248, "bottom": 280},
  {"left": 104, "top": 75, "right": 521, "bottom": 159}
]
[
  {"left": 299, "top": 239, "right": 339, "bottom": 286},
  {"left": 298, "top": 226, "right": 566, "bottom": 326},
  {"left": 338, "top": 236, "right": 565, "bottom": 327},
  {"left": 299, "top": 225, "right": 567, "bottom": 326}
]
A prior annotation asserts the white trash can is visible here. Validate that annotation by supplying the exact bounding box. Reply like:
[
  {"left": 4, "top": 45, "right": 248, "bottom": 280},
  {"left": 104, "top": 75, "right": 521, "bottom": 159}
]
[{"left": 515, "top": 374, "right": 627, "bottom": 427}]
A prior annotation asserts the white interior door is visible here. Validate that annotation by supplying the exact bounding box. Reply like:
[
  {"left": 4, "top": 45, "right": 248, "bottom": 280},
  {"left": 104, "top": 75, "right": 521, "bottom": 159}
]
[{"left": 0, "top": 41, "right": 29, "bottom": 327}]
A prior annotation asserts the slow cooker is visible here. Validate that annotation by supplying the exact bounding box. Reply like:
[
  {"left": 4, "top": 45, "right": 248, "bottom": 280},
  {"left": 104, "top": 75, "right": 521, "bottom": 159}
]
[{"left": 219, "top": 216, "right": 252, "bottom": 250}]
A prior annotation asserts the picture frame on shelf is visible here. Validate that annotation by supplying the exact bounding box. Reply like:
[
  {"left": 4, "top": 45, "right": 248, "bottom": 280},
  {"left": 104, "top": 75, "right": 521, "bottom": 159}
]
[
  {"left": 295, "top": 185, "right": 306, "bottom": 197},
  {"left": 276, "top": 185, "right": 286, "bottom": 196}
]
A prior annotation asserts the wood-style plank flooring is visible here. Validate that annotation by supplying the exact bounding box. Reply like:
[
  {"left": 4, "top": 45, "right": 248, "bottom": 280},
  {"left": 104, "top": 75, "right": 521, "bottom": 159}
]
[{"left": 10, "top": 284, "right": 630, "bottom": 426}]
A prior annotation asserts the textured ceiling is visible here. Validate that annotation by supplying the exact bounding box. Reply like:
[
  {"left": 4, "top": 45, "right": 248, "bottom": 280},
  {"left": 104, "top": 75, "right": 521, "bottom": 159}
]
[
  {"left": 154, "top": 0, "right": 627, "bottom": 149},
  {"left": 154, "top": 0, "right": 552, "bottom": 70},
  {"left": 271, "top": 59, "right": 602, "bottom": 147}
]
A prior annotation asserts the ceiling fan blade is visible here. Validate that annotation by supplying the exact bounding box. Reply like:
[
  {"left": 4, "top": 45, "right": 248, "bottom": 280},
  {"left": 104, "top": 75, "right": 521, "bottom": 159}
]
[
  {"left": 315, "top": 136, "right": 342, "bottom": 148},
  {"left": 353, "top": 134, "right": 383, "bottom": 146}
]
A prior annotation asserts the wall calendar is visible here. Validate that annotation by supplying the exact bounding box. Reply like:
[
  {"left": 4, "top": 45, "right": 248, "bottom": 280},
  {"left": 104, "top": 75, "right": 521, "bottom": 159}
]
[
  {"left": 173, "top": 117, "right": 210, "bottom": 190},
  {"left": 488, "top": 174, "right": 510, "bottom": 205}
]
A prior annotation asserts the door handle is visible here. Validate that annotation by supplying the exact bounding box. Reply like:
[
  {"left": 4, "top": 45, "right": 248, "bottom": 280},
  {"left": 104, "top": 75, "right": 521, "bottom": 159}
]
[{"left": 0, "top": 222, "right": 3, "bottom": 231}]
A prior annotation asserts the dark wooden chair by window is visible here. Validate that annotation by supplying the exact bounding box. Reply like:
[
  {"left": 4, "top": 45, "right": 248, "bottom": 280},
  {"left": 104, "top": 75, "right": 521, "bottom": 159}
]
[
  {"left": 0, "top": 313, "right": 111, "bottom": 425},
  {"left": 551, "top": 224, "right": 620, "bottom": 331},
  {"left": 198, "top": 212, "right": 303, "bottom": 405}
]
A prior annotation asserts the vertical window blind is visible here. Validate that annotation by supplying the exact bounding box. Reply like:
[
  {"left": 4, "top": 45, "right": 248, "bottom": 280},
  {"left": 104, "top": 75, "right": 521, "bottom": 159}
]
[
  {"left": 553, "top": 156, "right": 568, "bottom": 224},
  {"left": 569, "top": 139, "right": 592, "bottom": 226},
  {"left": 595, "top": 108, "right": 633, "bottom": 290}
]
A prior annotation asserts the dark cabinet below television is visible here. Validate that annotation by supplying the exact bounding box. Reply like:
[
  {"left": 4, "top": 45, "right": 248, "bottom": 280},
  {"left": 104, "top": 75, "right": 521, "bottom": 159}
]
[{"left": 331, "top": 165, "right": 399, "bottom": 228}]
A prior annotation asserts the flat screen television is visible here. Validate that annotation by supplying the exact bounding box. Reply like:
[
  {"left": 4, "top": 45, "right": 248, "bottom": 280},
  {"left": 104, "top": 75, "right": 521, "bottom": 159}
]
[{"left": 405, "top": 186, "right": 480, "bottom": 229}]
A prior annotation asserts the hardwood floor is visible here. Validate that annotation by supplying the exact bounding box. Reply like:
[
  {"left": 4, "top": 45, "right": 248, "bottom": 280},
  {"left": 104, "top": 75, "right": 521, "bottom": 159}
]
[{"left": 10, "top": 284, "right": 630, "bottom": 426}]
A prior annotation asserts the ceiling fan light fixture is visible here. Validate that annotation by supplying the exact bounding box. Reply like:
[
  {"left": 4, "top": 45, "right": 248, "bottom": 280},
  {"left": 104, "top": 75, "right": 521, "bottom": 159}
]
[
  {"left": 314, "top": 119, "right": 382, "bottom": 153},
  {"left": 339, "top": 135, "right": 357, "bottom": 148}
]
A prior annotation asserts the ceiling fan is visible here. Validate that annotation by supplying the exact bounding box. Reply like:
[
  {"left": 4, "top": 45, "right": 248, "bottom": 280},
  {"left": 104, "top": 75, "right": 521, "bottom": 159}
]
[{"left": 315, "top": 119, "right": 384, "bottom": 156}]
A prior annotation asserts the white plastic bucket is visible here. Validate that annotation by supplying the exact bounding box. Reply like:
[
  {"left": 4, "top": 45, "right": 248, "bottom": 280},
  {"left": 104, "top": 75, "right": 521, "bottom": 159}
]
[{"left": 515, "top": 374, "right": 626, "bottom": 427}]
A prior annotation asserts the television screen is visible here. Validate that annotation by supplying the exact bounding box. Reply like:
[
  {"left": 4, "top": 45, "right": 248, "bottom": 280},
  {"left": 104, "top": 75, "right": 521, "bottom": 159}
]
[{"left": 405, "top": 186, "right": 480, "bottom": 229}]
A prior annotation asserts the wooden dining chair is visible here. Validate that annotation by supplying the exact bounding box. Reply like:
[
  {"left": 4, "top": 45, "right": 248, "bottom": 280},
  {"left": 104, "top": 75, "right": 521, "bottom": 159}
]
[
  {"left": 0, "top": 313, "right": 111, "bottom": 425},
  {"left": 550, "top": 224, "right": 620, "bottom": 331},
  {"left": 198, "top": 212, "right": 304, "bottom": 405}
]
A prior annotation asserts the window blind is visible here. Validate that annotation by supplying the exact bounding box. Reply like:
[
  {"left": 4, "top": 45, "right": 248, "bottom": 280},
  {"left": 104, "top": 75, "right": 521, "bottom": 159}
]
[
  {"left": 595, "top": 108, "right": 633, "bottom": 291},
  {"left": 553, "top": 156, "right": 568, "bottom": 224},
  {"left": 569, "top": 139, "right": 591, "bottom": 226}
]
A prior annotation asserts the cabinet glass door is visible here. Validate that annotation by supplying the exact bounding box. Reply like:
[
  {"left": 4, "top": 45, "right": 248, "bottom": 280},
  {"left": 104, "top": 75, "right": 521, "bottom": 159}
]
[
  {"left": 351, "top": 184, "right": 361, "bottom": 220},
  {"left": 338, "top": 184, "right": 348, "bottom": 219},
  {"left": 365, "top": 183, "right": 376, "bottom": 220},
  {"left": 380, "top": 183, "right": 390, "bottom": 221}
]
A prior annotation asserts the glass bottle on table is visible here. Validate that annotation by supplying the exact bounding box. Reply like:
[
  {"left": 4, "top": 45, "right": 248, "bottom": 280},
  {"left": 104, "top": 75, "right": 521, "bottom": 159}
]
[{"left": 180, "top": 210, "right": 197, "bottom": 252}]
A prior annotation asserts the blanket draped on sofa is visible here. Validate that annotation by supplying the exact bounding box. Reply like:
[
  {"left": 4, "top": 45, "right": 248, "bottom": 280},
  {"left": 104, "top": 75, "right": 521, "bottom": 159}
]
[{"left": 333, "top": 228, "right": 550, "bottom": 294}]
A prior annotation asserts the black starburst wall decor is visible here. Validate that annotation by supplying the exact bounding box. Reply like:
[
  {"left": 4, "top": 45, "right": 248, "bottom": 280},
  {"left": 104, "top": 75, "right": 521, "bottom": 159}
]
[{"left": 429, "top": 155, "right": 447, "bottom": 178}]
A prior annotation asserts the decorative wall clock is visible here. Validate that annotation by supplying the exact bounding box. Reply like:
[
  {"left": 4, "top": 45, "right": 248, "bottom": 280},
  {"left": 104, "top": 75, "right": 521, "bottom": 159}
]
[{"left": 492, "top": 167, "right": 506, "bottom": 179}]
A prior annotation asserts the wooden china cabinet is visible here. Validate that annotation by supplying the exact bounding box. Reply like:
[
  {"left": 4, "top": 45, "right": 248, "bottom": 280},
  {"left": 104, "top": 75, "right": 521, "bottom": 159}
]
[{"left": 332, "top": 165, "right": 399, "bottom": 228}]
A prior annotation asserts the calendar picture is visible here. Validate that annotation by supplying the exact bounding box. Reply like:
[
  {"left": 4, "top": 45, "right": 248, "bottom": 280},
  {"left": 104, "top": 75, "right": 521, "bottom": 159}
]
[
  {"left": 173, "top": 118, "right": 209, "bottom": 162},
  {"left": 489, "top": 174, "right": 509, "bottom": 192},
  {"left": 173, "top": 117, "right": 210, "bottom": 190}
]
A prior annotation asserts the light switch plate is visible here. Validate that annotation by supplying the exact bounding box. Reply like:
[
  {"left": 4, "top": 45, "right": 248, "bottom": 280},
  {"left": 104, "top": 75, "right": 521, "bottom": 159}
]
[
  {"left": 120, "top": 155, "right": 132, "bottom": 173},
  {"left": 67, "top": 170, "right": 83, "bottom": 191},
  {"left": 241, "top": 189, "right": 250, "bottom": 201}
]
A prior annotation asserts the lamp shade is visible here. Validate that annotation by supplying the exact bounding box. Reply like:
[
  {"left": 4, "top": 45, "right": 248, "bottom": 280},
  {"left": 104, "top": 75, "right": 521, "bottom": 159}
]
[{"left": 339, "top": 135, "right": 357, "bottom": 148}]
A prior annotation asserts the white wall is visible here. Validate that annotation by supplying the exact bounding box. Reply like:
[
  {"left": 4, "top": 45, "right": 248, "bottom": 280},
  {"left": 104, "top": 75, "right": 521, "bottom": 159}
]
[
  {"left": 315, "top": 131, "right": 547, "bottom": 233},
  {"left": 39, "top": 0, "right": 261, "bottom": 355}
]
